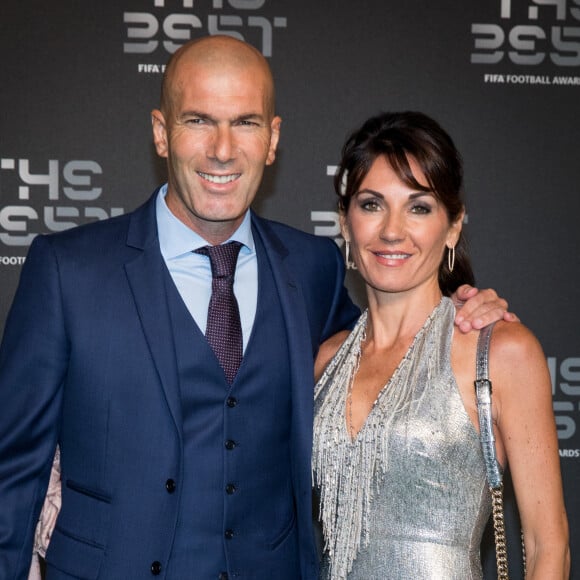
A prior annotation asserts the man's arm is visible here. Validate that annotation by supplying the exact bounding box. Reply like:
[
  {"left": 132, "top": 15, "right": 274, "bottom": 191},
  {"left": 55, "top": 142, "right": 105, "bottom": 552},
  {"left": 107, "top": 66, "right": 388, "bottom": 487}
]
[
  {"left": 452, "top": 284, "right": 518, "bottom": 333},
  {"left": 0, "top": 235, "right": 67, "bottom": 576}
]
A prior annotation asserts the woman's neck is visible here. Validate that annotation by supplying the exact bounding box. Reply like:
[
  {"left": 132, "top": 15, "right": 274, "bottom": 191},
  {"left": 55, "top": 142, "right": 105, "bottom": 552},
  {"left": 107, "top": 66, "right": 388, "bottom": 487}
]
[{"left": 364, "top": 283, "right": 443, "bottom": 349}]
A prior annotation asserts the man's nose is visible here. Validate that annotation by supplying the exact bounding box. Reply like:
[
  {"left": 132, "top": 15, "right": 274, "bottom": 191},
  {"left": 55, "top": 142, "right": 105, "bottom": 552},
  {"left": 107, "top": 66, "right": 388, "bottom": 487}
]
[{"left": 211, "top": 126, "right": 234, "bottom": 163}]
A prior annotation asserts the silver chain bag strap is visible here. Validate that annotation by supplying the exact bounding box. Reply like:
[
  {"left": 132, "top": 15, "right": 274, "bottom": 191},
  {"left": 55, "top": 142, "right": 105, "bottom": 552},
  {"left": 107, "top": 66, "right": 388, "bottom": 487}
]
[{"left": 475, "top": 323, "right": 526, "bottom": 580}]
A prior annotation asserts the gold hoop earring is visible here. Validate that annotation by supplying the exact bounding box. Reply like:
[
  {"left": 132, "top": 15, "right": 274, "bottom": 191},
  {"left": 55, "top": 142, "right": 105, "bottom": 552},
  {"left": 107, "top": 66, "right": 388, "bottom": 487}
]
[
  {"left": 345, "top": 241, "right": 357, "bottom": 270},
  {"left": 447, "top": 245, "right": 456, "bottom": 273}
]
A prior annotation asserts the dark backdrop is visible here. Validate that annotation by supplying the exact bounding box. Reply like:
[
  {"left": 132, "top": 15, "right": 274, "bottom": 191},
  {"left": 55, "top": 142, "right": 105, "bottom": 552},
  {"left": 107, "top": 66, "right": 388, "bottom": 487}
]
[{"left": 1, "top": 2, "right": 578, "bottom": 577}]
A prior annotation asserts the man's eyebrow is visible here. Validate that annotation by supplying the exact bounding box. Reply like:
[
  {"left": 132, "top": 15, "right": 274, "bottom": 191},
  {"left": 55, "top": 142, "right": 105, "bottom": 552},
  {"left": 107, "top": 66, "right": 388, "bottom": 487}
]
[
  {"left": 177, "top": 111, "right": 265, "bottom": 123},
  {"left": 178, "top": 110, "right": 211, "bottom": 120},
  {"left": 236, "top": 113, "right": 264, "bottom": 121}
]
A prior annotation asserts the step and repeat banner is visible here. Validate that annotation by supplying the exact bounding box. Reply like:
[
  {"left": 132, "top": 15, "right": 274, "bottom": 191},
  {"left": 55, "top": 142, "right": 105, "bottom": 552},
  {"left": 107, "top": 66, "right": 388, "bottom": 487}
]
[{"left": 1, "top": 1, "right": 579, "bottom": 577}]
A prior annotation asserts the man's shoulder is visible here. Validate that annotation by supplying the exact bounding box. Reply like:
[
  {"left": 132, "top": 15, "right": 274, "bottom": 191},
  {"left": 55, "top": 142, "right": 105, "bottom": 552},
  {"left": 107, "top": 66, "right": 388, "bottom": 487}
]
[
  {"left": 252, "top": 214, "right": 345, "bottom": 289},
  {"left": 27, "top": 194, "right": 155, "bottom": 265},
  {"left": 252, "top": 213, "right": 335, "bottom": 251}
]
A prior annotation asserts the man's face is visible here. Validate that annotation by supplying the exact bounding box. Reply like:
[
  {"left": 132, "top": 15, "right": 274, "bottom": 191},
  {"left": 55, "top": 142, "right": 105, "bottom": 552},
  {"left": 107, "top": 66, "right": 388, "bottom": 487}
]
[{"left": 152, "top": 60, "right": 281, "bottom": 243}]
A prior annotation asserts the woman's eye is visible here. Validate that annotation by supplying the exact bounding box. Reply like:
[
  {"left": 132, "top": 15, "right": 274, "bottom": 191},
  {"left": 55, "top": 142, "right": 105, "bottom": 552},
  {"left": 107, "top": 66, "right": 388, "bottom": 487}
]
[
  {"left": 360, "top": 199, "right": 380, "bottom": 211},
  {"left": 411, "top": 204, "right": 431, "bottom": 214}
]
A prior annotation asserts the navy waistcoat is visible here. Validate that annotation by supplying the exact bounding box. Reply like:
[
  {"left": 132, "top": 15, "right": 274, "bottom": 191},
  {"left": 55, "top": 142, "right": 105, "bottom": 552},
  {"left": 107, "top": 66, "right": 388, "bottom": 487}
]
[{"left": 165, "top": 231, "right": 300, "bottom": 579}]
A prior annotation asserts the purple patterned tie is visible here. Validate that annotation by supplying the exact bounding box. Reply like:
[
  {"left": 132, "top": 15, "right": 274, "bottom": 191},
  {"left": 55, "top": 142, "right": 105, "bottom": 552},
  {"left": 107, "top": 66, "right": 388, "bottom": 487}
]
[{"left": 195, "top": 242, "right": 243, "bottom": 385}]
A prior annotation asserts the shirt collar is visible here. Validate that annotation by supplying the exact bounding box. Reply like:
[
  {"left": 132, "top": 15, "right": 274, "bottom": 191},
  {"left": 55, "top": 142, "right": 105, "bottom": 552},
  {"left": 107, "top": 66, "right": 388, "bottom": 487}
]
[{"left": 156, "top": 184, "right": 255, "bottom": 260}]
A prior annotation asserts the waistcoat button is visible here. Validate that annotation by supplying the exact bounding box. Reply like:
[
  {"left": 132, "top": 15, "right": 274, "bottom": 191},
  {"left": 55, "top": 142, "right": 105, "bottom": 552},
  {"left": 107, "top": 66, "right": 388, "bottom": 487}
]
[
  {"left": 226, "top": 397, "right": 237, "bottom": 408},
  {"left": 165, "top": 479, "right": 176, "bottom": 493},
  {"left": 225, "top": 483, "right": 236, "bottom": 494},
  {"left": 225, "top": 439, "right": 236, "bottom": 450},
  {"left": 224, "top": 529, "right": 234, "bottom": 539},
  {"left": 150, "top": 561, "right": 162, "bottom": 575}
]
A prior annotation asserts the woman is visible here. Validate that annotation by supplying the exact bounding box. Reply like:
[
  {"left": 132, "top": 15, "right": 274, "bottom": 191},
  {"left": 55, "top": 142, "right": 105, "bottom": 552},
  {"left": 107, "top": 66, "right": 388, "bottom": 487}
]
[{"left": 312, "top": 111, "right": 569, "bottom": 579}]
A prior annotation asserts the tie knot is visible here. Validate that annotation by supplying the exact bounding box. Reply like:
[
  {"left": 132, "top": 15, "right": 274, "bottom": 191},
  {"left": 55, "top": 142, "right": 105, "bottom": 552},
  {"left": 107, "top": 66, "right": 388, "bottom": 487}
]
[{"left": 195, "top": 241, "right": 242, "bottom": 279}]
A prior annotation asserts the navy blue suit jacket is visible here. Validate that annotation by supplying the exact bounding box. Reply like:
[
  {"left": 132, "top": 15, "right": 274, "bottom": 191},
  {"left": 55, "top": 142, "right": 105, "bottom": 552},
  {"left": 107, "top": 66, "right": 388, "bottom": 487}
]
[{"left": 0, "top": 191, "right": 359, "bottom": 579}]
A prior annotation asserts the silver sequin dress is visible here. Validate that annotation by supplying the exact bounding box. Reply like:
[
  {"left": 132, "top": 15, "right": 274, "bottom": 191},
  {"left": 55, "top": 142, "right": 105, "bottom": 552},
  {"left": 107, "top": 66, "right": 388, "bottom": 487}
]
[{"left": 312, "top": 298, "right": 491, "bottom": 580}]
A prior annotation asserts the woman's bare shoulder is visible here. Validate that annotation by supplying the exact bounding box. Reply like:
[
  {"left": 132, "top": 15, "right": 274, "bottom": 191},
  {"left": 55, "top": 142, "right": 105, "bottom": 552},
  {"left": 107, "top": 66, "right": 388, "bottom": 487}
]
[
  {"left": 315, "top": 330, "right": 350, "bottom": 382},
  {"left": 451, "top": 319, "right": 544, "bottom": 392},
  {"left": 489, "top": 320, "right": 545, "bottom": 367},
  {"left": 486, "top": 320, "right": 552, "bottom": 420}
]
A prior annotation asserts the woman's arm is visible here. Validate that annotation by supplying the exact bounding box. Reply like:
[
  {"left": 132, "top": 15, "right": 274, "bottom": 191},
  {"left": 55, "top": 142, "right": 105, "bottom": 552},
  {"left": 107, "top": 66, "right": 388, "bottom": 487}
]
[{"left": 492, "top": 322, "right": 570, "bottom": 579}]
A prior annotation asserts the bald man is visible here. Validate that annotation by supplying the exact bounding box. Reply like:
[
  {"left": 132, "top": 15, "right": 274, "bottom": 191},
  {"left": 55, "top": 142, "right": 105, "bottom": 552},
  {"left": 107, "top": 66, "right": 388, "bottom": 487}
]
[{"left": 0, "top": 36, "right": 509, "bottom": 579}]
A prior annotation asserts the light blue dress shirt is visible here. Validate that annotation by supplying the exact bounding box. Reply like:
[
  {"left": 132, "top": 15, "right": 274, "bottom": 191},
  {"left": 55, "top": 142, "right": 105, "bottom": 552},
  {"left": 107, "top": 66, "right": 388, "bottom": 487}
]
[{"left": 156, "top": 185, "right": 258, "bottom": 352}]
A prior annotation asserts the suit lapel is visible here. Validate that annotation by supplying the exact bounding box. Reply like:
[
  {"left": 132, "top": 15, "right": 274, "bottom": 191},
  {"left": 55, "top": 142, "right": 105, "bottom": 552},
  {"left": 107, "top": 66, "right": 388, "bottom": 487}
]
[
  {"left": 120, "top": 202, "right": 316, "bottom": 448},
  {"left": 124, "top": 192, "right": 182, "bottom": 432},
  {"left": 250, "top": 214, "right": 312, "bottom": 380},
  {"left": 250, "top": 214, "right": 314, "bottom": 471}
]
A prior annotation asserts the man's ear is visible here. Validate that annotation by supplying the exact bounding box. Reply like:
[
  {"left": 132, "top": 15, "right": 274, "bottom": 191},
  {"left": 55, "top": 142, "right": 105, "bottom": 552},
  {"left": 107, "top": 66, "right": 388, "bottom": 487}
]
[
  {"left": 151, "top": 109, "right": 168, "bottom": 158},
  {"left": 266, "top": 115, "right": 282, "bottom": 166}
]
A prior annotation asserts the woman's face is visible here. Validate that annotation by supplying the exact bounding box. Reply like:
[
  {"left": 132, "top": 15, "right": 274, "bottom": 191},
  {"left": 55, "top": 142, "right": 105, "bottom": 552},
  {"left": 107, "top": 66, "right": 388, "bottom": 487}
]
[{"left": 342, "top": 155, "right": 462, "bottom": 298}]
